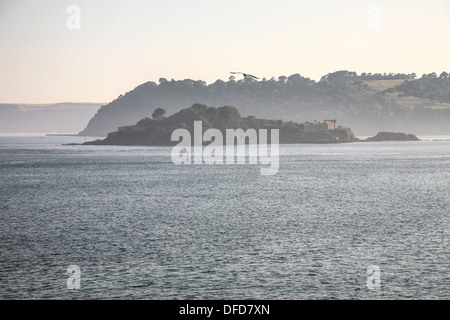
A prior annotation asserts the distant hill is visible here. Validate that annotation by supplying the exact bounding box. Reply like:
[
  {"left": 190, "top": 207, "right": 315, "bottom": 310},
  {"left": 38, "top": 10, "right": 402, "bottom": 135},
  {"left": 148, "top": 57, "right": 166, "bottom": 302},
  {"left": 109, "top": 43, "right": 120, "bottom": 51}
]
[
  {"left": 0, "top": 103, "right": 103, "bottom": 134},
  {"left": 84, "top": 104, "right": 358, "bottom": 146},
  {"left": 79, "top": 71, "right": 450, "bottom": 137}
]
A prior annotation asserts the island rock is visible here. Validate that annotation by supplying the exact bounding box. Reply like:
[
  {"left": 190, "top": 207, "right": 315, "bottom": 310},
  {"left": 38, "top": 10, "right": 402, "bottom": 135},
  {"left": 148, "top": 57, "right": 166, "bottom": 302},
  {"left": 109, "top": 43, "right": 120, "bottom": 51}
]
[{"left": 366, "top": 132, "right": 420, "bottom": 142}]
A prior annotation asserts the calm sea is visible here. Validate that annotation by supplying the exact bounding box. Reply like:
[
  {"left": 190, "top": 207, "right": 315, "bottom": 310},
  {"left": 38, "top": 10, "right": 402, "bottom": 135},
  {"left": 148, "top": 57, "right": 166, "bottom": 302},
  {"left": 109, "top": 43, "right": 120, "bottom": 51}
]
[{"left": 0, "top": 135, "right": 449, "bottom": 299}]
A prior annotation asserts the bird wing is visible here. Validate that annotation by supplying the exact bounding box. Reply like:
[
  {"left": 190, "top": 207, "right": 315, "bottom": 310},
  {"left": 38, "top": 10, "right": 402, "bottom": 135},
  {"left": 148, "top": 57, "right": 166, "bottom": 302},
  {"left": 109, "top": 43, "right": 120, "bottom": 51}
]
[{"left": 230, "top": 72, "right": 259, "bottom": 79}]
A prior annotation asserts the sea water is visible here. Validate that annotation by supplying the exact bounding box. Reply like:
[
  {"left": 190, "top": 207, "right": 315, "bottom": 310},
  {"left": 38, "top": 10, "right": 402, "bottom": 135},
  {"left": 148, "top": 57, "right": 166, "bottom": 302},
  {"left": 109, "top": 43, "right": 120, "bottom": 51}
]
[{"left": 0, "top": 135, "right": 449, "bottom": 299}]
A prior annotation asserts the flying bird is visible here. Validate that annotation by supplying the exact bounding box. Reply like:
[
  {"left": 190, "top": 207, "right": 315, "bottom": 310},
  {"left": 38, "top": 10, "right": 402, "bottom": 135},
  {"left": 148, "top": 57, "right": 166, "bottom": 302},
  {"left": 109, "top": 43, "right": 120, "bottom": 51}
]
[{"left": 230, "top": 72, "right": 259, "bottom": 80}]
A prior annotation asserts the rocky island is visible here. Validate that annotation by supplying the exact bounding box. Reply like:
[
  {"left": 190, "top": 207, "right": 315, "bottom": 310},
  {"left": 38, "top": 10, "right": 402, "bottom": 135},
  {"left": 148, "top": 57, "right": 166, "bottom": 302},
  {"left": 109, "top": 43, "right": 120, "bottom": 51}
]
[
  {"left": 366, "top": 132, "right": 420, "bottom": 142},
  {"left": 84, "top": 104, "right": 358, "bottom": 146}
]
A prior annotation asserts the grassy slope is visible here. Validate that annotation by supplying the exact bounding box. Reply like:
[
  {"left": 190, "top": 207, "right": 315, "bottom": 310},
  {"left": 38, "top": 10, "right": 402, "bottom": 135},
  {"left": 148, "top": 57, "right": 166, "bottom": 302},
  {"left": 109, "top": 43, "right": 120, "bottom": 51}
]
[
  {"left": 362, "top": 80, "right": 406, "bottom": 93},
  {"left": 362, "top": 80, "right": 450, "bottom": 110}
]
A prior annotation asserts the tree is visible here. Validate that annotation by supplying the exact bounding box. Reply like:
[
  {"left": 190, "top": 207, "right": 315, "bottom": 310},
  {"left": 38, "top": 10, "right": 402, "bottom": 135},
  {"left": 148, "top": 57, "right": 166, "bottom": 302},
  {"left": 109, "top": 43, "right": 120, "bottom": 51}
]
[
  {"left": 439, "top": 71, "right": 449, "bottom": 79},
  {"left": 152, "top": 108, "right": 166, "bottom": 119},
  {"left": 384, "top": 88, "right": 395, "bottom": 95},
  {"left": 278, "top": 76, "right": 287, "bottom": 83}
]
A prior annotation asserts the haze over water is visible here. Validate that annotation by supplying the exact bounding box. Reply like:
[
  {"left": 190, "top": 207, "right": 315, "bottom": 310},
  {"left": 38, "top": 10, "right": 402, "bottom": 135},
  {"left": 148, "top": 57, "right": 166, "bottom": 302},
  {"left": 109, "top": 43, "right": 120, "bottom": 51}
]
[{"left": 0, "top": 136, "right": 448, "bottom": 299}]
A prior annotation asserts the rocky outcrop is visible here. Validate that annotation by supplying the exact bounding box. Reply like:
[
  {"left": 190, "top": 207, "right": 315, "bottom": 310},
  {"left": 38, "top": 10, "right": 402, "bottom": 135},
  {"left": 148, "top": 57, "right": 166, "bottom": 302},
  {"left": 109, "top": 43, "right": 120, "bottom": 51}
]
[{"left": 366, "top": 132, "right": 420, "bottom": 142}]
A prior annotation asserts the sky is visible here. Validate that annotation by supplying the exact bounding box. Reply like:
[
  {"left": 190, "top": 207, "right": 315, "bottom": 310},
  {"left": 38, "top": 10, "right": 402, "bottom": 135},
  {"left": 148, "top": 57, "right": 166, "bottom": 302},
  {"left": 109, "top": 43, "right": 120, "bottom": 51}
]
[{"left": 0, "top": 0, "right": 449, "bottom": 104}]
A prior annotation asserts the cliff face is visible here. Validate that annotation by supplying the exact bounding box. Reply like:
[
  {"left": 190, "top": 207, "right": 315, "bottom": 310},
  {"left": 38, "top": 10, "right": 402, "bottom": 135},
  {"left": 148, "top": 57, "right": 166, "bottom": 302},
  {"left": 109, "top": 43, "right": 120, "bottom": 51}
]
[
  {"left": 366, "top": 132, "right": 420, "bottom": 141},
  {"left": 84, "top": 104, "right": 359, "bottom": 146}
]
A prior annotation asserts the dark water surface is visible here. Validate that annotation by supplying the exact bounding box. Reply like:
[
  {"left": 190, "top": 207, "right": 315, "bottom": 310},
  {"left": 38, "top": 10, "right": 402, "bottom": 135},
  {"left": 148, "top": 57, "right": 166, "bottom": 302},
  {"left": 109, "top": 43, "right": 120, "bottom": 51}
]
[{"left": 0, "top": 136, "right": 449, "bottom": 299}]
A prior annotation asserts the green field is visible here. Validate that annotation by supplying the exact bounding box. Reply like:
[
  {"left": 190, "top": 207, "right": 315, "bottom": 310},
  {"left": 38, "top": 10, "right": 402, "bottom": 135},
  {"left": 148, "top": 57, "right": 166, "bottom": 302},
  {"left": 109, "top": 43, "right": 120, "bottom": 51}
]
[
  {"left": 361, "top": 80, "right": 450, "bottom": 110},
  {"left": 362, "top": 79, "right": 407, "bottom": 93}
]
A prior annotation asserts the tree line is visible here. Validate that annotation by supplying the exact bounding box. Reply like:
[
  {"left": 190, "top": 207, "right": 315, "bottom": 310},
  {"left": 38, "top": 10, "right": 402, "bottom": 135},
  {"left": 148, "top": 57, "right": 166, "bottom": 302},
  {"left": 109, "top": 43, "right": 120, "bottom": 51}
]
[{"left": 80, "top": 70, "right": 450, "bottom": 136}]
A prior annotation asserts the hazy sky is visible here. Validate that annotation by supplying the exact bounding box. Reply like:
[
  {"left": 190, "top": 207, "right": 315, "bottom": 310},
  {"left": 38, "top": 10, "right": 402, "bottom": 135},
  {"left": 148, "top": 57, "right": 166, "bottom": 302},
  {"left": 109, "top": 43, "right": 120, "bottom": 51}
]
[{"left": 1, "top": 0, "right": 449, "bottom": 103}]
